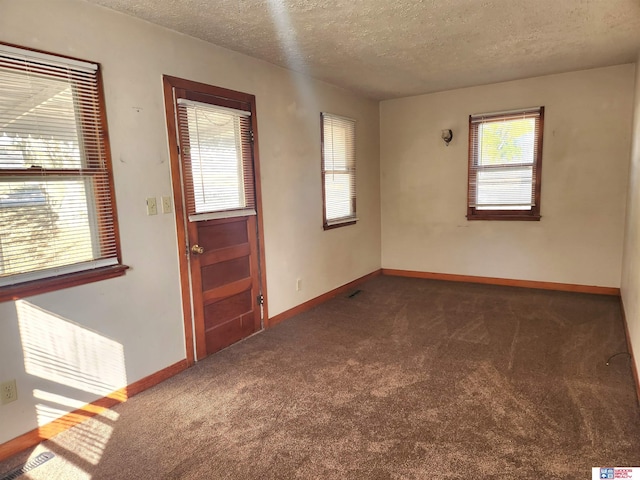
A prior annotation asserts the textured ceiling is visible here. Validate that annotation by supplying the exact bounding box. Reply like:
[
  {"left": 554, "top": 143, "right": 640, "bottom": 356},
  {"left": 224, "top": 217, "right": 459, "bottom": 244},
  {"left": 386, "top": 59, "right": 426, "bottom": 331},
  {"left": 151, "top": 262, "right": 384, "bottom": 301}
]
[{"left": 85, "top": 0, "right": 640, "bottom": 100}]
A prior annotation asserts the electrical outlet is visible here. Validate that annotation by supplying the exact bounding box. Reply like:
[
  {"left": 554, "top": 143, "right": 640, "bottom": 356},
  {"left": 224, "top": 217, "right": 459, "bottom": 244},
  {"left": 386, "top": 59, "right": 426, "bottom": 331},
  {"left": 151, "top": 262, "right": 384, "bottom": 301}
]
[
  {"left": 161, "top": 196, "right": 172, "bottom": 214},
  {"left": 296, "top": 278, "right": 302, "bottom": 291},
  {"left": 146, "top": 197, "right": 158, "bottom": 216},
  {"left": 1, "top": 380, "right": 17, "bottom": 405}
]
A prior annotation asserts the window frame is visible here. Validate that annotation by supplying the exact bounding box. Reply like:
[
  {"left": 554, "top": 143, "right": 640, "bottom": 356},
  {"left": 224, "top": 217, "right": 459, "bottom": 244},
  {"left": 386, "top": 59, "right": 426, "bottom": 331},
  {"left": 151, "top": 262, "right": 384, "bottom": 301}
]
[
  {"left": 467, "top": 106, "right": 545, "bottom": 221},
  {"left": 0, "top": 42, "right": 126, "bottom": 303},
  {"left": 320, "top": 112, "right": 357, "bottom": 230}
]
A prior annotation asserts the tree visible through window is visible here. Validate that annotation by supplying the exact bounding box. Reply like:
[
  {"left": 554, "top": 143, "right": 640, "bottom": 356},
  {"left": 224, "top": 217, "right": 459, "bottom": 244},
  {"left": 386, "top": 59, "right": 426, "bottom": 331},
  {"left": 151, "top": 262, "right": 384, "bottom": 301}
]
[
  {"left": 0, "top": 43, "right": 124, "bottom": 298},
  {"left": 467, "top": 107, "right": 544, "bottom": 220}
]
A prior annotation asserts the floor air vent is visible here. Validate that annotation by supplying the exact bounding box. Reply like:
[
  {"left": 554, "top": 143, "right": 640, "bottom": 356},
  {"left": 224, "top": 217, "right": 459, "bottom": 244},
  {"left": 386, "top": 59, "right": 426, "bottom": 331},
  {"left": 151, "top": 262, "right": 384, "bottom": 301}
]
[{"left": 0, "top": 452, "right": 55, "bottom": 480}]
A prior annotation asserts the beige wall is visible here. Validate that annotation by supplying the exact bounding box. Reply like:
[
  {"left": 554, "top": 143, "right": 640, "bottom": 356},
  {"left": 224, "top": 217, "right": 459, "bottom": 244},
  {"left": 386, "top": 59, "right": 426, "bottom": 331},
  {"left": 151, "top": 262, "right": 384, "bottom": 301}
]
[
  {"left": 0, "top": 0, "right": 381, "bottom": 444},
  {"left": 380, "top": 65, "right": 635, "bottom": 287},
  {"left": 621, "top": 52, "right": 640, "bottom": 377}
]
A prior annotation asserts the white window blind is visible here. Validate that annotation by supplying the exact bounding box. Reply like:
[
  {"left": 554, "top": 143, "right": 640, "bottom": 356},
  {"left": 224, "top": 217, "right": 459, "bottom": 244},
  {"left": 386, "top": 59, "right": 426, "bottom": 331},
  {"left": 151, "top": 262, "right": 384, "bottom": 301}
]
[
  {"left": 0, "top": 45, "right": 121, "bottom": 287},
  {"left": 468, "top": 107, "right": 543, "bottom": 214},
  {"left": 321, "top": 113, "right": 356, "bottom": 227},
  {"left": 176, "top": 99, "right": 255, "bottom": 220}
]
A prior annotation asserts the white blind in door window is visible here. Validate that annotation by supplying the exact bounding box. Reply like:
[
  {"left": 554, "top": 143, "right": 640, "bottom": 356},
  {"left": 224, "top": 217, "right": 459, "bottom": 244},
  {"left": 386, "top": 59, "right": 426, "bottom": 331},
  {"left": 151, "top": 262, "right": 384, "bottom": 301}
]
[
  {"left": 0, "top": 45, "right": 120, "bottom": 287},
  {"left": 176, "top": 99, "right": 255, "bottom": 218},
  {"left": 321, "top": 113, "right": 356, "bottom": 226},
  {"left": 469, "top": 107, "right": 543, "bottom": 210}
]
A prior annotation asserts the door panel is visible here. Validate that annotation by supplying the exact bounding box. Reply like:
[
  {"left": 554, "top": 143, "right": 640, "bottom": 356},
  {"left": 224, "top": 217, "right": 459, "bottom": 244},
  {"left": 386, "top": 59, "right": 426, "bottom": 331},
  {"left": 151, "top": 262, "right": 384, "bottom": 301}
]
[
  {"left": 205, "top": 311, "right": 255, "bottom": 354},
  {"left": 202, "top": 256, "right": 250, "bottom": 290},
  {"left": 198, "top": 218, "right": 248, "bottom": 251},
  {"left": 204, "top": 290, "right": 253, "bottom": 330}
]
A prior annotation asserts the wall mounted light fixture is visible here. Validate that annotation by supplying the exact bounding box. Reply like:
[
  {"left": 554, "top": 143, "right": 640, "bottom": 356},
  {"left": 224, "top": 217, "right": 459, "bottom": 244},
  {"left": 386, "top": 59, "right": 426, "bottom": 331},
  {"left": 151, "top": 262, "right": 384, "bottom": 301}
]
[{"left": 441, "top": 129, "right": 453, "bottom": 146}]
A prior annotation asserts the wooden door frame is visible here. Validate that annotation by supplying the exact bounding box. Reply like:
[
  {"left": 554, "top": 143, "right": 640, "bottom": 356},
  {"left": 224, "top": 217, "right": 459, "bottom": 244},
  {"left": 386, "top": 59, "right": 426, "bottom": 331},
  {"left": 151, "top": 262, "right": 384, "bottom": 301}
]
[{"left": 162, "top": 75, "right": 269, "bottom": 366}]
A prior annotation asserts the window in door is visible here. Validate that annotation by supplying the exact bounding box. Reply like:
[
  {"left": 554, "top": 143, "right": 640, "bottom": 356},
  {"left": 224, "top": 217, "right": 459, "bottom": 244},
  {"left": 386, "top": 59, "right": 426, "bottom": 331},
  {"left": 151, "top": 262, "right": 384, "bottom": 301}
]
[
  {"left": 467, "top": 107, "right": 544, "bottom": 220},
  {"left": 176, "top": 99, "right": 255, "bottom": 220}
]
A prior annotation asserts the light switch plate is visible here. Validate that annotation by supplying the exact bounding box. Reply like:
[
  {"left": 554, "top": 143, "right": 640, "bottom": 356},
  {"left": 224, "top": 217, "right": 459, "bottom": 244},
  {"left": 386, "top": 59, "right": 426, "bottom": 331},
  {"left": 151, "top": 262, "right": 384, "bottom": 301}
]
[
  {"left": 146, "top": 197, "right": 158, "bottom": 216},
  {"left": 161, "top": 196, "right": 172, "bottom": 214}
]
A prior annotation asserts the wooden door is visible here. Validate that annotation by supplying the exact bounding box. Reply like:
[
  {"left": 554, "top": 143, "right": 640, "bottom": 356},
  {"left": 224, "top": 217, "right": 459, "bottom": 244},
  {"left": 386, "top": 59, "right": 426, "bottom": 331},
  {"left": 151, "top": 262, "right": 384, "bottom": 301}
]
[{"left": 163, "top": 76, "right": 267, "bottom": 362}]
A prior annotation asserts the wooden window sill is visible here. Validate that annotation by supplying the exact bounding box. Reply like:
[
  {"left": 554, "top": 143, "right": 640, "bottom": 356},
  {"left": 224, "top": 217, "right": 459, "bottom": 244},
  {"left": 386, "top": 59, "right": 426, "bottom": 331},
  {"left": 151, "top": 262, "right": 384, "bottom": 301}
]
[
  {"left": 0, "top": 264, "right": 129, "bottom": 303},
  {"left": 323, "top": 220, "right": 357, "bottom": 230},
  {"left": 467, "top": 214, "right": 541, "bottom": 221}
]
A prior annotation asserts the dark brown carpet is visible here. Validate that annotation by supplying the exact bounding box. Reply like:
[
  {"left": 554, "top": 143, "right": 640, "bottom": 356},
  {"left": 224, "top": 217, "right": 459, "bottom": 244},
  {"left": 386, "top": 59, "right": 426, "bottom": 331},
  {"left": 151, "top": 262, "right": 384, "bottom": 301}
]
[{"left": 2, "top": 276, "right": 639, "bottom": 479}]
